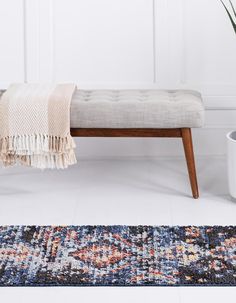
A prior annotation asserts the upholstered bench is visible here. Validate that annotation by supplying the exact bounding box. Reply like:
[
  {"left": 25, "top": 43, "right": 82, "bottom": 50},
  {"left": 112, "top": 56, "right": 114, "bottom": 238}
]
[
  {"left": 0, "top": 89, "right": 204, "bottom": 198},
  {"left": 70, "top": 89, "right": 204, "bottom": 199}
]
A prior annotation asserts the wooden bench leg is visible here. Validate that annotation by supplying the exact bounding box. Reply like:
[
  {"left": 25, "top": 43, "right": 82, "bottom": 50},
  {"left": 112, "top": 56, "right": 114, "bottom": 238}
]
[{"left": 181, "top": 128, "right": 199, "bottom": 199}]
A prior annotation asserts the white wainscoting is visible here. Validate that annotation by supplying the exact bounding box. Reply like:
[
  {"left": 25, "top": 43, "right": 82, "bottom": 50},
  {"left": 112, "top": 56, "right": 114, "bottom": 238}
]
[
  {"left": 0, "top": 0, "right": 25, "bottom": 86},
  {"left": 0, "top": 0, "right": 236, "bottom": 157}
]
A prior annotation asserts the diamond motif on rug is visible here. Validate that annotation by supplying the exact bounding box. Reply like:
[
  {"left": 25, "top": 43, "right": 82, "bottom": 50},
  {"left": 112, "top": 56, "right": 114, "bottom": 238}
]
[{"left": 0, "top": 226, "right": 235, "bottom": 286}]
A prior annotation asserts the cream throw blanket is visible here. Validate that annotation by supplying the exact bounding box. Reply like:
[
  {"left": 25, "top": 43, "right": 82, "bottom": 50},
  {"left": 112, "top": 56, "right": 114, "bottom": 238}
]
[{"left": 0, "top": 83, "right": 77, "bottom": 169}]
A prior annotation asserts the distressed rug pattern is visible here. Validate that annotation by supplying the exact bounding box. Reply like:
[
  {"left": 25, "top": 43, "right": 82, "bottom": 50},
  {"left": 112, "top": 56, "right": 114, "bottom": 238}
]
[{"left": 0, "top": 226, "right": 235, "bottom": 286}]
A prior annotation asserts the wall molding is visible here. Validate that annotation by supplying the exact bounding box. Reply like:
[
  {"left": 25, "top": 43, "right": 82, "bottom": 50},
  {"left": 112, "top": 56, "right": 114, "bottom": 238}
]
[
  {"left": 49, "top": 0, "right": 55, "bottom": 82},
  {"left": 152, "top": 0, "right": 157, "bottom": 84},
  {"left": 2, "top": 0, "right": 236, "bottom": 127},
  {"left": 21, "top": 0, "right": 236, "bottom": 97},
  {"left": 22, "top": 0, "right": 27, "bottom": 83}
]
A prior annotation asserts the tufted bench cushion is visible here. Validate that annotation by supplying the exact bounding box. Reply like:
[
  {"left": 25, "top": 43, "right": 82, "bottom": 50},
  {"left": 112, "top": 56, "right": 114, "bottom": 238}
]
[{"left": 70, "top": 89, "right": 204, "bottom": 129}]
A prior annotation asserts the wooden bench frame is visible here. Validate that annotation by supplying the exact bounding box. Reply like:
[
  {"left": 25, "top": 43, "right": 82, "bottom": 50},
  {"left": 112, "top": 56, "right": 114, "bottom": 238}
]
[{"left": 70, "top": 127, "right": 199, "bottom": 199}]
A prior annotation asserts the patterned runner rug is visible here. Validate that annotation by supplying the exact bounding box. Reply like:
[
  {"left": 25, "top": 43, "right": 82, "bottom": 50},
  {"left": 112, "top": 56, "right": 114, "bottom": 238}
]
[{"left": 0, "top": 226, "right": 235, "bottom": 286}]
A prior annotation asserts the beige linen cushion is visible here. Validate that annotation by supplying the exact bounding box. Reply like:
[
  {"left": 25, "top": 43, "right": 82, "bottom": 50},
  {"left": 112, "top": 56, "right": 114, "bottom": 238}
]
[{"left": 70, "top": 89, "right": 204, "bottom": 128}]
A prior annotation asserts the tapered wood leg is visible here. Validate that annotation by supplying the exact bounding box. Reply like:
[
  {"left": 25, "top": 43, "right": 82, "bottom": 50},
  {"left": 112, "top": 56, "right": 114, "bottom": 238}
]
[{"left": 181, "top": 128, "right": 199, "bottom": 199}]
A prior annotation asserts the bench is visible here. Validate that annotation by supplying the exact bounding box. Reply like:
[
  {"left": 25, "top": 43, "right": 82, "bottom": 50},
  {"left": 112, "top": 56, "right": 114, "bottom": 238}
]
[{"left": 0, "top": 89, "right": 204, "bottom": 198}]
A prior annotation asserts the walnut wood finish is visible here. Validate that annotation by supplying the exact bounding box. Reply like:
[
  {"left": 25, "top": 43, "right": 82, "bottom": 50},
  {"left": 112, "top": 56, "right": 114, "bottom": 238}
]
[
  {"left": 70, "top": 127, "right": 199, "bottom": 199},
  {"left": 181, "top": 128, "right": 199, "bottom": 199},
  {"left": 70, "top": 128, "right": 182, "bottom": 137}
]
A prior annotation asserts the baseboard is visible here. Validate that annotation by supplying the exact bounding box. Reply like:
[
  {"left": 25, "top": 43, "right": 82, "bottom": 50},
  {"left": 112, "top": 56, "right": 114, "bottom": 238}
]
[
  {"left": 76, "top": 154, "right": 225, "bottom": 161},
  {"left": 73, "top": 128, "right": 230, "bottom": 158}
]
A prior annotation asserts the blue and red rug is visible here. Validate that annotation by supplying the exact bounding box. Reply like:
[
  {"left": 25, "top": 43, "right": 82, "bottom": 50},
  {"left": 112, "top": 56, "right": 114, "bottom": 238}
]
[{"left": 0, "top": 226, "right": 235, "bottom": 286}]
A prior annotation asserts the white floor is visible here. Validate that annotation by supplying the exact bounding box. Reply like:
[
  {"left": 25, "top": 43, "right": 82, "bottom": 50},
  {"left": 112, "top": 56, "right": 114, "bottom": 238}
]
[{"left": 0, "top": 156, "right": 235, "bottom": 302}]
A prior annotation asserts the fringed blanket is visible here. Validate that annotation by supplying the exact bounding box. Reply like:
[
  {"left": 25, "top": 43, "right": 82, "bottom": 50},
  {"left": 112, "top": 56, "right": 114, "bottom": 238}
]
[{"left": 0, "top": 83, "right": 77, "bottom": 169}]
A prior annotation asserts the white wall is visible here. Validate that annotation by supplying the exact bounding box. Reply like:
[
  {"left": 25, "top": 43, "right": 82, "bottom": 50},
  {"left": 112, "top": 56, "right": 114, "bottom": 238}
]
[{"left": 0, "top": 0, "right": 236, "bottom": 158}]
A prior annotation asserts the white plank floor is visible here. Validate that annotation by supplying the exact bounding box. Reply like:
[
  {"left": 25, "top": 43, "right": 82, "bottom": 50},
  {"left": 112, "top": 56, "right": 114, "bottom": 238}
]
[{"left": 0, "top": 156, "right": 235, "bottom": 302}]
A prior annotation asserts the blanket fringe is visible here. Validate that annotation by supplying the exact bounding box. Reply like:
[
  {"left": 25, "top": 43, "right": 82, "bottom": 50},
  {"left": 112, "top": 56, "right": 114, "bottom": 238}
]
[{"left": 0, "top": 134, "right": 77, "bottom": 169}]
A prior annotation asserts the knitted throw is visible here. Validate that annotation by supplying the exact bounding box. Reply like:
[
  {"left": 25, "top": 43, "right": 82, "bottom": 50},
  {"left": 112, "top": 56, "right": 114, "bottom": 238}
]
[{"left": 0, "top": 83, "right": 77, "bottom": 169}]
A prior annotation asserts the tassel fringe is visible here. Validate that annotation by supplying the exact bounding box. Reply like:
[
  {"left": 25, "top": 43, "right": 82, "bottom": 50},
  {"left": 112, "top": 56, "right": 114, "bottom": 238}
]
[{"left": 0, "top": 134, "right": 77, "bottom": 169}]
